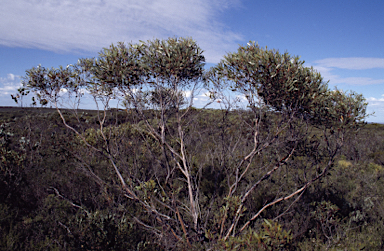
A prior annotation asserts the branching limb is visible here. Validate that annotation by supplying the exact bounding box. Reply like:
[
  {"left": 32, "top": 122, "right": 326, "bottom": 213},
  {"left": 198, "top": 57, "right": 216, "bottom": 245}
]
[
  {"left": 237, "top": 151, "right": 340, "bottom": 236},
  {"left": 51, "top": 187, "right": 90, "bottom": 216},
  {"left": 223, "top": 146, "right": 296, "bottom": 239}
]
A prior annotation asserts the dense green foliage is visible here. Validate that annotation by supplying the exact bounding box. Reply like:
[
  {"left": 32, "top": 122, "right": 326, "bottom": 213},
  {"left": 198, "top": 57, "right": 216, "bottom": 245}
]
[
  {"left": 1, "top": 107, "right": 383, "bottom": 250},
  {"left": 3, "top": 37, "right": 377, "bottom": 250}
]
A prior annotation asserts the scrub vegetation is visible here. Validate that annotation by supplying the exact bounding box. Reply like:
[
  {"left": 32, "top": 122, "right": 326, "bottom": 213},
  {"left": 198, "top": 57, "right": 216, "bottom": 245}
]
[{"left": 1, "top": 37, "right": 382, "bottom": 250}]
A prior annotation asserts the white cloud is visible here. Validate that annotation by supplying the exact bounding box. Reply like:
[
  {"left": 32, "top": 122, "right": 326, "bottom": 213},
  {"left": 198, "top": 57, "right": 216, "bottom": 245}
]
[
  {"left": 7, "top": 73, "right": 16, "bottom": 81},
  {"left": 367, "top": 96, "right": 384, "bottom": 103},
  {"left": 325, "top": 76, "right": 384, "bottom": 86},
  {"left": 367, "top": 94, "right": 384, "bottom": 108},
  {"left": 0, "top": 0, "right": 242, "bottom": 63},
  {"left": 311, "top": 58, "right": 384, "bottom": 86},
  {"left": 0, "top": 74, "right": 22, "bottom": 95},
  {"left": 183, "top": 90, "right": 192, "bottom": 98},
  {"left": 366, "top": 95, "right": 384, "bottom": 123},
  {"left": 59, "top": 88, "right": 68, "bottom": 95},
  {"left": 314, "top": 58, "right": 384, "bottom": 70}
]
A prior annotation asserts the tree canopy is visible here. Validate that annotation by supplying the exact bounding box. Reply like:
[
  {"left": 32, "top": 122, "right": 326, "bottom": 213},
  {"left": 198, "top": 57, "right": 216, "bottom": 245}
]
[{"left": 209, "top": 42, "right": 367, "bottom": 128}]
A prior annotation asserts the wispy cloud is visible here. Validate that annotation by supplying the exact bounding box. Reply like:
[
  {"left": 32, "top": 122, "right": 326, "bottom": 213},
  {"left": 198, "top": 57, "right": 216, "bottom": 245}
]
[
  {"left": 0, "top": 74, "right": 22, "bottom": 95},
  {"left": 315, "top": 58, "right": 384, "bottom": 70},
  {"left": 367, "top": 94, "right": 384, "bottom": 104},
  {"left": 312, "top": 58, "right": 384, "bottom": 86},
  {"left": 365, "top": 94, "right": 384, "bottom": 123},
  {"left": 0, "top": 0, "right": 242, "bottom": 63}
]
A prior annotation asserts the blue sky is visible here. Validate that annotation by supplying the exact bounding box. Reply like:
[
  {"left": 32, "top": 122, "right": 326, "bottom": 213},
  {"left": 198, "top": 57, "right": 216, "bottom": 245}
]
[{"left": 1, "top": 0, "right": 383, "bottom": 122}]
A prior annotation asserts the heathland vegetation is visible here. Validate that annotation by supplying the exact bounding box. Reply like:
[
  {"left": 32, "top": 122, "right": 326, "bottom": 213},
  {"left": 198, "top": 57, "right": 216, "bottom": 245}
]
[{"left": 1, "top": 37, "right": 383, "bottom": 250}]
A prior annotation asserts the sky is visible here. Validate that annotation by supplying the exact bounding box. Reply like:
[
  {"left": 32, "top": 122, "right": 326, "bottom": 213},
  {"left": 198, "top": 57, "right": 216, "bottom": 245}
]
[{"left": 1, "top": 0, "right": 383, "bottom": 123}]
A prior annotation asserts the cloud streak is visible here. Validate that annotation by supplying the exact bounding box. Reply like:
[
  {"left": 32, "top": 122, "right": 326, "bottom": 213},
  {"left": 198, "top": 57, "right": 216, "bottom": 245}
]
[
  {"left": 365, "top": 95, "right": 384, "bottom": 123},
  {"left": 0, "top": 0, "right": 242, "bottom": 63},
  {"left": 367, "top": 94, "right": 384, "bottom": 104},
  {"left": 0, "top": 74, "right": 22, "bottom": 95},
  {"left": 315, "top": 58, "right": 384, "bottom": 70},
  {"left": 312, "top": 58, "right": 384, "bottom": 86}
]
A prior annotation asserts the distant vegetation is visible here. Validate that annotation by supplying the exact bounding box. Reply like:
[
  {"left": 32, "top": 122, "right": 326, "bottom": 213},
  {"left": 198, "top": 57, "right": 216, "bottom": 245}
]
[{"left": 1, "top": 38, "right": 382, "bottom": 250}]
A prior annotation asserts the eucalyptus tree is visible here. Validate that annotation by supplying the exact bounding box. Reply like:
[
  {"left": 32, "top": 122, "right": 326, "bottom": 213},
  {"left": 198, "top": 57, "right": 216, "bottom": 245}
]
[
  {"left": 20, "top": 37, "right": 211, "bottom": 246},
  {"left": 17, "top": 38, "right": 367, "bottom": 249},
  {"left": 206, "top": 42, "right": 367, "bottom": 242}
]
